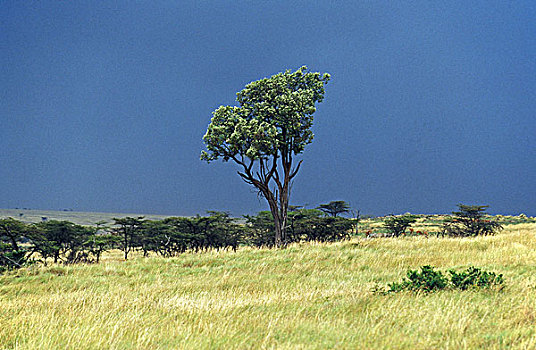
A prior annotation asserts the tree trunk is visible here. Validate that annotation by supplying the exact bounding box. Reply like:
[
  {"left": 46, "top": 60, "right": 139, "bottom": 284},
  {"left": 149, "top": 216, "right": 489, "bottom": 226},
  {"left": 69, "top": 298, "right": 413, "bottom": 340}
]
[
  {"left": 279, "top": 182, "right": 289, "bottom": 245},
  {"left": 260, "top": 163, "right": 292, "bottom": 248},
  {"left": 266, "top": 194, "right": 284, "bottom": 247},
  {"left": 239, "top": 155, "right": 294, "bottom": 248},
  {"left": 277, "top": 158, "right": 292, "bottom": 246},
  {"left": 123, "top": 230, "right": 129, "bottom": 260}
]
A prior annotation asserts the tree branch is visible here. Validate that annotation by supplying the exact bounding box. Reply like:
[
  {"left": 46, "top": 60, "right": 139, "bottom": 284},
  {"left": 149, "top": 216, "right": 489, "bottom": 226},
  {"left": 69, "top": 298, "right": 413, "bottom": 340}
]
[
  {"left": 290, "top": 160, "right": 303, "bottom": 179},
  {"left": 237, "top": 171, "right": 254, "bottom": 185}
]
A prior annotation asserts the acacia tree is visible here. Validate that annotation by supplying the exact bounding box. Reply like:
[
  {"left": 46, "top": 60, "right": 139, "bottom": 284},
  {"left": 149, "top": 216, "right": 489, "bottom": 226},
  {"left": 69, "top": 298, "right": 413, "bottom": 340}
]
[
  {"left": 383, "top": 214, "right": 418, "bottom": 237},
  {"left": 112, "top": 217, "right": 145, "bottom": 260},
  {"left": 441, "top": 204, "right": 503, "bottom": 237},
  {"left": 201, "top": 66, "right": 330, "bottom": 247},
  {"left": 317, "top": 201, "right": 351, "bottom": 217}
]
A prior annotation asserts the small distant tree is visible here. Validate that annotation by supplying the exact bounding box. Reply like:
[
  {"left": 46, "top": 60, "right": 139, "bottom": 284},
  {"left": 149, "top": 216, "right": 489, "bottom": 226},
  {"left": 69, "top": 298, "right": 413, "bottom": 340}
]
[
  {"left": 201, "top": 66, "right": 330, "bottom": 247},
  {"left": 351, "top": 209, "right": 361, "bottom": 235},
  {"left": 383, "top": 214, "right": 418, "bottom": 237},
  {"left": 441, "top": 204, "right": 503, "bottom": 237},
  {"left": 94, "top": 220, "right": 108, "bottom": 229},
  {"left": 86, "top": 234, "right": 120, "bottom": 263},
  {"left": 299, "top": 216, "right": 353, "bottom": 242},
  {"left": 316, "top": 201, "right": 351, "bottom": 217},
  {"left": 112, "top": 217, "right": 145, "bottom": 260}
]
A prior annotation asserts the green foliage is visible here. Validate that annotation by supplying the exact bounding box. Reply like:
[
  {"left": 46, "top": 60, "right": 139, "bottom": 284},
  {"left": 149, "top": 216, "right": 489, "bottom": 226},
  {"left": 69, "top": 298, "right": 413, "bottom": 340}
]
[
  {"left": 387, "top": 266, "right": 448, "bottom": 293},
  {"left": 173, "top": 211, "right": 244, "bottom": 252},
  {"left": 377, "top": 265, "right": 504, "bottom": 294},
  {"left": 441, "top": 204, "right": 503, "bottom": 237},
  {"left": 138, "top": 219, "right": 179, "bottom": 257},
  {"left": 449, "top": 266, "right": 504, "bottom": 290},
  {"left": 0, "top": 218, "right": 29, "bottom": 270},
  {"left": 0, "top": 213, "right": 250, "bottom": 269},
  {"left": 383, "top": 214, "right": 418, "bottom": 237},
  {"left": 316, "top": 201, "right": 351, "bottom": 217},
  {"left": 244, "top": 211, "right": 275, "bottom": 247},
  {"left": 0, "top": 244, "right": 27, "bottom": 272},
  {"left": 201, "top": 66, "right": 330, "bottom": 163},
  {"left": 0, "top": 218, "right": 120, "bottom": 266}
]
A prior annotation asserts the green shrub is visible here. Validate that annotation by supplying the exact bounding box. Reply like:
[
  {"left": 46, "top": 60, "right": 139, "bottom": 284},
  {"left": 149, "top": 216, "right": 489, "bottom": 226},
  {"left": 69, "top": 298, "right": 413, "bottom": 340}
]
[
  {"left": 387, "top": 265, "right": 448, "bottom": 292},
  {"left": 449, "top": 266, "right": 504, "bottom": 290},
  {"left": 376, "top": 265, "right": 504, "bottom": 294}
]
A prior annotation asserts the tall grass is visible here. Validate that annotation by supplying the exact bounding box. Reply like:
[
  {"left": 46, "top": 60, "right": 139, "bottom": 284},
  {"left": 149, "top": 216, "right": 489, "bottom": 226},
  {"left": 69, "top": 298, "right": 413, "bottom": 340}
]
[{"left": 1, "top": 223, "right": 535, "bottom": 349}]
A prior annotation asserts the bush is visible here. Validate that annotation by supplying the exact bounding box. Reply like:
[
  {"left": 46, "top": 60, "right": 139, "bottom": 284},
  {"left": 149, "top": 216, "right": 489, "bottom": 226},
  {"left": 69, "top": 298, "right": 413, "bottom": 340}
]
[
  {"left": 383, "top": 214, "right": 418, "bottom": 237},
  {"left": 387, "top": 265, "right": 448, "bottom": 292},
  {"left": 441, "top": 204, "right": 503, "bottom": 237},
  {"left": 376, "top": 265, "right": 504, "bottom": 294},
  {"left": 449, "top": 266, "right": 504, "bottom": 290}
]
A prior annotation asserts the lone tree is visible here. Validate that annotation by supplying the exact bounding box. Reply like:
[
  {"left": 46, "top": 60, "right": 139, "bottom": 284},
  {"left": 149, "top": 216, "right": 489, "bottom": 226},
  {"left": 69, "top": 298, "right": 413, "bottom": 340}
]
[{"left": 201, "top": 66, "right": 330, "bottom": 247}]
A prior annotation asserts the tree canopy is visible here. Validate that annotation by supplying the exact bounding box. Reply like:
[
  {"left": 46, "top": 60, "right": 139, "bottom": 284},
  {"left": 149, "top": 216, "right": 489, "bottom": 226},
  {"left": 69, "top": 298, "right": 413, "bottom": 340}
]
[
  {"left": 317, "top": 201, "right": 351, "bottom": 217},
  {"left": 201, "top": 66, "right": 330, "bottom": 246}
]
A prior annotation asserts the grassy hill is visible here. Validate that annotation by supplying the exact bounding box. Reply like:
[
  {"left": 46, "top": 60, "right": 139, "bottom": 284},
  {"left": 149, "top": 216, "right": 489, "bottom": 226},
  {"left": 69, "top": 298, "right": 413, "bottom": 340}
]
[
  {"left": 1, "top": 222, "right": 535, "bottom": 349},
  {"left": 0, "top": 208, "right": 178, "bottom": 226}
]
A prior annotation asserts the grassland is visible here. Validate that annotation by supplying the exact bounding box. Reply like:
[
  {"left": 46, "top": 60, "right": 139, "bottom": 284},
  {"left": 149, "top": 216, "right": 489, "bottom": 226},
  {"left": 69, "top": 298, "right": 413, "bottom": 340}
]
[{"left": 1, "top": 220, "right": 535, "bottom": 349}]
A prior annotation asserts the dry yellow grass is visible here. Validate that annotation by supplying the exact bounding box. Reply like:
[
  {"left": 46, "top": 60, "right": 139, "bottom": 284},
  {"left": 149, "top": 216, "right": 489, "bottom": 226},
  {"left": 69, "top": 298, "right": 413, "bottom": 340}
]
[{"left": 1, "top": 223, "right": 535, "bottom": 349}]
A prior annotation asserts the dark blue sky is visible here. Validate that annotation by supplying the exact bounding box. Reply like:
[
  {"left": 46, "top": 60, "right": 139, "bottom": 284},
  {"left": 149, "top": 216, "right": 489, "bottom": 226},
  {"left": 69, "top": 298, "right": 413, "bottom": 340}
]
[{"left": 1, "top": 1, "right": 535, "bottom": 216}]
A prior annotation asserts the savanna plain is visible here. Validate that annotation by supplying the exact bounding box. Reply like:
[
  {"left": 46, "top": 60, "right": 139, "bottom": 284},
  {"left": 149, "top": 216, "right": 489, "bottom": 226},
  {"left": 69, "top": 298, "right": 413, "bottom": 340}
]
[{"left": 1, "top": 210, "right": 535, "bottom": 349}]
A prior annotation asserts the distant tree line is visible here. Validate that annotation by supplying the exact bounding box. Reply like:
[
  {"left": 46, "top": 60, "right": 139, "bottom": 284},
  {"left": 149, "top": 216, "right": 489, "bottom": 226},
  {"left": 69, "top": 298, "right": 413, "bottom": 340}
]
[
  {"left": 379, "top": 204, "right": 503, "bottom": 237},
  {"left": 2, "top": 202, "right": 507, "bottom": 272},
  {"left": 0, "top": 202, "right": 355, "bottom": 271}
]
